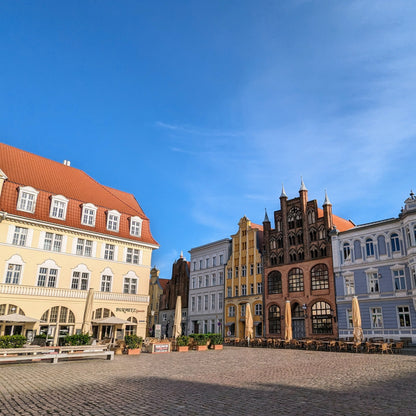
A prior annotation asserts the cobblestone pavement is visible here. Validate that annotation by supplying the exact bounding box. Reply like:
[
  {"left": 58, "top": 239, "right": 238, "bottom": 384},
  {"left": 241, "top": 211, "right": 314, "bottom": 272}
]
[{"left": 0, "top": 347, "right": 415, "bottom": 415}]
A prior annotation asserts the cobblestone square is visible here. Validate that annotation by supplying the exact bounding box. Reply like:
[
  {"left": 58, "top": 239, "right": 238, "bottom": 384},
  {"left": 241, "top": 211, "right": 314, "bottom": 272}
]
[{"left": 0, "top": 347, "right": 415, "bottom": 415}]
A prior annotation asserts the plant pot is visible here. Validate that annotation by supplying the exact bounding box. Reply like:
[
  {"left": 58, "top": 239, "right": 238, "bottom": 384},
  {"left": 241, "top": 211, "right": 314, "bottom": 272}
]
[
  {"left": 177, "top": 346, "right": 189, "bottom": 352},
  {"left": 196, "top": 345, "right": 208, "bottom": 351},
  {"left": 212, "top": 344, "right": 223, "bottom": 350},
  {"left": 127, "top": 348, "right": 141, "bottom": 355}
]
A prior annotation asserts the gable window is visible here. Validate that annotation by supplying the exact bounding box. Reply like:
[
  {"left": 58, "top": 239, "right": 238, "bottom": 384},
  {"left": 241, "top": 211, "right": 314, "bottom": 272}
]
[
  {"left": 107, "top": 210, "right": 120, "bottom": 232},
  {"left": 391, "top": 233, "right": 400, "bottom": 253},
  {"left": 123, "top": 277, "right": 137, "bottom": 294},
  {"left": 126, "top": 248, "right": 140, "bottom": 264},
  {"left": 81, "top": 204, "right": 97, "bottom": 226},
  {"left": 71, "top": 271, "right": 89, "bottom": 290},
  {"left": 76, "top": 239, "right": 93, "bottom": 257},
  {"left": 17, "top": 186, "right": 38, "bottom": 213},
  {"left": 101, "top": 275, "right": 112, "bottom": 292},
  {"left": 130, "top": 216, "right": 142, "bottom": 237},
  {"left": 104, "top": 244, "right": 115, "bottom": 261},
  {"left": 44, "top": 232, "right": 63, "bottom": 252},
  {"left": 5, "top": 264, "right": 22, "bottom": 285},
  {"left": 366, "top": 238, "right": 374, "bottom": 257},
  {"left": 37, "top": 267, "right": 58, "bottom": 288},
  {"left": 50, "top": 195, "right": 69, "bottom": 220},
  {"left": 12, "top": 227, "right": 28, "bottom": 246}
]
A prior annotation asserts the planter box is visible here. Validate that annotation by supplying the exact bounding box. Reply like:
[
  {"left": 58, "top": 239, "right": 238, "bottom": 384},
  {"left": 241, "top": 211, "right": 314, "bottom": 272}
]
[
  {"left": 196, "top": 345, "right": 208, "bottom": 351},
  {"left": 177, "top": 346, "right": 189, "bottom": 352},
  {"left": 211, "top": 344, "right": 223, "bottom": 350},
  {"left": 127, "top": 348, "right": 141, "bottom": 355}
]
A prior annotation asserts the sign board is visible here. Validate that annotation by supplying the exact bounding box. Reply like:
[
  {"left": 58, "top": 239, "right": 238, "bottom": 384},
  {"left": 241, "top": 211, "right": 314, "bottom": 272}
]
[
  {"left": 153, "top": 343, "right": 170, "bottom": 353},
  {"left": 155, "top": 324, "right": 162, "bottom": 339}
]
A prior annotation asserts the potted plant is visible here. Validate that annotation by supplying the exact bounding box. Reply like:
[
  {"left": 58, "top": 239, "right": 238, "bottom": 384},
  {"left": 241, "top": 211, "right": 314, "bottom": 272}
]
[
  {"left": 124, "top": 334, "right": 143, "bottom": 355},
  {"left": 191, "top": 334, "right": 209, "bottom": 351},
  {"left": 209, "top": 334, "right": 223, "bottom": 350},
  {"left": 176, "top": 335, "right": 189, "bottom": 352}
]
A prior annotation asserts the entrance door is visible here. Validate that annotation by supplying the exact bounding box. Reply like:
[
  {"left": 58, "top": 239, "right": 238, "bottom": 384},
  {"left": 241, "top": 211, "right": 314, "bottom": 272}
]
[{"left": 292, "top": 319, "right": 305, "bottom": 339}]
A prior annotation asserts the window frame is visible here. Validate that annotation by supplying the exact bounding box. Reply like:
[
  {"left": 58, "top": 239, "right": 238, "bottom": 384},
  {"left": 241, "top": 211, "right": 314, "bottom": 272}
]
[
  {"left": 106, "top": 210, "right": 121, "bottom": 232},
  {"left": 129, "top": 216, "right": 142, "bottom": 237},
  {"left": 397, "top": 306, "right": 411, "bottom": 328},
  {"left": 49, "top": 195, "right": 69, "bottom": 220},
  {"left": 81, "top": 203, "right": 97, "bottom": 227},
  {"left": 370, "top": 307, "right": 383, "bottom": 328},
  {"left": 17, "top": 186, "right": 39, "bottom": 213}
]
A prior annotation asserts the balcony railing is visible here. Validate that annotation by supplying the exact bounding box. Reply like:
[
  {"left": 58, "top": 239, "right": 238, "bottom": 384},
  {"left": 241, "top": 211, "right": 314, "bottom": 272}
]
[{"left": 0, "top": 283, "right": 149, "bottom": 303}]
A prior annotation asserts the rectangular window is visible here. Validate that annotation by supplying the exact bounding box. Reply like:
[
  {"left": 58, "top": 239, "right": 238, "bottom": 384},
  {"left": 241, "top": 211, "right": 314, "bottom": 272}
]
[
  {"left": 191, "top": 297, "right": 195, "bottom": 312},
  {"left": 250, "top": 283, "right": 254, "bottom": 294},
  {"left": 241, "top": 284, "right": 247, "bottom": 296},
  {"left": 199, "top": 260, "right": 203, "bottom": 269},
  {"left": 219, "top": 254, "right": 224, "bottom": 264},
  {"left": 211, "top": 294, "right": 215, "bottom": 310},
  {"left": 107, "top": 213, "right": 120, "bottom": 231},
  {"left": 235, "top": 267, "right": 239, "bottom": 278},
  {"left": 227, "top": 287, "right": 232, "bottom": 297},
  {"left": 219, "top": 272, "right": 224, "bottom": 285},
  {"left": 76, "top": 239, "right": 93, "bottom": 257},
  {"left": 12, "top": 227, "right": 28, "bottom": 246},
  {"left": 5, "top": 264, "right": 21, "bottom": 284},
  {"left": 257, "top": 282, "right": 263, "bottom": 294},
  {"left": 397, "top": 306, "right": 411, "bottom": 328},
  {"left": 130, "top": 219, "right": 141, "bottom": 236},
  {"left": 192, "top": 277, "right": 196, "bottom": 289},
  {"left": 205, "top": 275, "right": 209, "bottom": 287},
  {"left": 242, "top": 265, "right": 247, "bottom": 277},
  {"left": 255, "top": 304, "right": 262, "bottom": 316},
  {"left": 368, "top": 273, "right": 380, "bottom": 293},
  {"left": 212, "top": 274, "right": 216, "bottom": 286},
  {"left": 393, "top": 269, "right": 406, "bottom": 290},
  {"left": 227, "top": 269, "right": 232, "bottom": 279},
  {"left": 204, "top": 295, "right": 208, "bottom": 311},
  {"left": 44, "top": 232, "right": 63, "bottom": 252},
  {"left": 206, "top": 258, "right": 209, "bottom": 268},
  {"left": 123, "top": 277, "right": 137, "bottom": 294},
  {"left": 162, "top": 313, "right": 167, "bottom": 321},
  {"left": 257, "top": 263, "right": 262, "bottom": 274},
  {"left": 346, "top": 309, "right": 353, "bottom": 328},
  {"left": 228, "top": 306, "right": 235, "bottom": 317},
  {"left": 51, "top": 199, "right": 67, "bottom": 219},
  {"left": 193, "top": 262, "right": 196, "bottom": 271},
  {"left": 198, "top": 276, "right": 202, "bottom": 288},
  {"left": 126, "top": 248, "right": 140, "bottom": 264},
  {"left": 370, "top": 307, "right": 383, "bottom": 328},
  {"left": 71, "top": 271, "right": 89, "bottom": 290},
  {"left": 218, "top": 293, "right": 223, "bottom": 310},
  {"left": 101, "top": 275, "right": 112, "bottom": 292},
  {"left": 212, "top": 256, "right": 216, "bottom": 266},
  {"left": 235, "top": 286, "right": 239, "bottom": 296},
  {"left": 82, "top": 207, "right": 96, "bottom": 226},
  {"left": 197, "top": 296, "right": 202, "bottom": 312},
  {"left": 241, "top": 304, "right": 246, "bottom": 317},
  {"left": 250, "top": 264, "right": 254, "bottom": 275},
  {"left": 18, "top": 191, "right": 36, "bottom": 212},
  {"left": 104, "top": 244, "right": 115, "bottom": 260},
  {"left": 344, "top": 275, "right": 355, "bottom": 295},
  {"left": 37, "top": 267, "right": 57, "bottom": 287}
]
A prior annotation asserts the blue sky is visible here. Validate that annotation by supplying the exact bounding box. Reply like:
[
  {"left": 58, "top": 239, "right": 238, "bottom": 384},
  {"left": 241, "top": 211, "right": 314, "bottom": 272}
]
[{"left": 1, "top": 1, "right": 415, "bottom": 279}]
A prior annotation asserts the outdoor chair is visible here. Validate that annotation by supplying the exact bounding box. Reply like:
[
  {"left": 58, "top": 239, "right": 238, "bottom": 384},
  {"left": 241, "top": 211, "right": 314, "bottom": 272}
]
[
  {"left": 328, "top": 340, "right": 337, "bottom": 352},
  {"left": 365, "top": 342, "right": 377, "bottom": 353},
  {"left": 267, "top": 338, "right": 274, "bottom": 348},
  {"left": 392, "top": 341, "right": 404, "bottom": 354},
  {"left": 380, "top": 343, "right": 393, "bottom": 354},
  {"left": 337, "top": 341, "right": 348, "bottom": 352},
  {"left": 351, "top": 342, "right": 362, "bottom": 353}
]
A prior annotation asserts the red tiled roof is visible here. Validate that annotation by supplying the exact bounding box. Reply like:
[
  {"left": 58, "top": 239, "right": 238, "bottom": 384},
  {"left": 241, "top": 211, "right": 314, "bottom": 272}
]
[
  {"left": 317, "top": 208, "right": 354, "bottom": 232},
  {"left": 251, "top": 223, "right": 264, "bottom": 231},
  {"left": 159, "top": 278, "right": 170, "bottom": 291},
  {"left": 0, "top": 143, "right": 158, "bottom": 246}
]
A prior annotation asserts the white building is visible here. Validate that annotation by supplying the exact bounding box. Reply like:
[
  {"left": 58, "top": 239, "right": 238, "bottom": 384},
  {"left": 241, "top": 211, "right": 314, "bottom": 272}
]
[{"left": 188, "top": 239, "right": 231, "bottom": 335}]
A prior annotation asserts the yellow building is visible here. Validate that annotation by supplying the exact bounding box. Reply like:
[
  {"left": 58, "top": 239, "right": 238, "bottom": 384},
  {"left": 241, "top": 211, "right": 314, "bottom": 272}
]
[
  {"left": 224, "top": 216, "right": 264, "bottom": 338},
  {"left": 147, "top": 267, "right": 169, "bottom": 336},
  {"left": 0, "top": 143, "right": 158, "bottom": 345}
]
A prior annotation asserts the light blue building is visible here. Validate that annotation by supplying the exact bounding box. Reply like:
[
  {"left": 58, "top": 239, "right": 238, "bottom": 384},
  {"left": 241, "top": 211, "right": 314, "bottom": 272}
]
[{"left": 331, "top": 192, "right": 416, "bottom": 343}]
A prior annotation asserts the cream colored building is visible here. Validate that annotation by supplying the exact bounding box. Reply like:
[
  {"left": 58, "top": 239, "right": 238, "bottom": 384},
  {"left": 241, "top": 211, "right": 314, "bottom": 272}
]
[{"left": 0, "top": 143, "right": 158, "bottom": 345}]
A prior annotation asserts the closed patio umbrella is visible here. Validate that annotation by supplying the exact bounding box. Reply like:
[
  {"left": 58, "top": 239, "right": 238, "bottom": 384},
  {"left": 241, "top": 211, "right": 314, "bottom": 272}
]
[
  {"left": 172, "top": 296, "right": 182, "bottom": 339},
  {"left": 81, "top": 288, "right": 94, "bottom": 334},
  {"left": 352, "top": 296, "right": 363, "bottom": 342},
  {"left": 284, "top": 300, "right": 292, "bottom": 341},
  {"left": 245, "top": 303, "right": 253, "bottom": 340}
]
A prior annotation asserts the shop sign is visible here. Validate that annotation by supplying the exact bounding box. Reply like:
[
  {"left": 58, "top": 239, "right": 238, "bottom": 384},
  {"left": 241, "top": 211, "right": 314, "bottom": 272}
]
[{"left": 116, "top": 308, "right": 145, "bottom": 313}]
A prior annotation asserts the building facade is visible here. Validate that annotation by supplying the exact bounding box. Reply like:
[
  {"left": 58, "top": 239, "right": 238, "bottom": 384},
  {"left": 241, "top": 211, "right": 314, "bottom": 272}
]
[
  {"left": 147, "top": 267, "right": 169, "bottom": 337},
  {"left": 0, "top": 143, "right": 158, "bottom": 344},
  {"left": 262, "top": 181, "right": 354, "bottom": 340},
  {"left": 224, "top": 216, "right": 264, "bottom": 338},
  {"left": 332, "top": 192, "right": 416, "bottom": 343},
  {"left": 159, "top": 253, "right": 189, "bottom": 338},
  {"left": 188, "top": 239, "right": 231, "bottom": 335}
]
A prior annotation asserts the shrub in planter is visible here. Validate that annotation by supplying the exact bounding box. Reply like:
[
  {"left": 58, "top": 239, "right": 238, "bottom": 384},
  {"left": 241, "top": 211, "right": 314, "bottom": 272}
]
[
  {"left": 208, "top": 334, "right": 223, "bottom": 347},
  {"left": 125, "top": 334, "right": 143, "bottom": 350},
  {"left": 189, "top": 333, "right": 210, "bottom": 346},
  {"left": 176, "top": 335, "right": 189, "bottom": 347},
  {"left": 64, "top": 333, "right": 91, "bottom": 346},
  {"left": 0, "top": 335, "right": 27, "bottom": 348}
]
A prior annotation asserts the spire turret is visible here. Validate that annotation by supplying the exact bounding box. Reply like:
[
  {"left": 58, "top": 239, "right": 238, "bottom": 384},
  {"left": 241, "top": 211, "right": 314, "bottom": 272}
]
[
  {"left": 323, "top": 189, "right": 332, "bottom": 206},
  {"left": 280, "top": 184, "right": 288, "bottom": 198},
  {"left": 299, "top": 177, "right": 307, "bottom": 192},
  {"left": 264, "top": 208, "right": 270, "bottom": 223}
]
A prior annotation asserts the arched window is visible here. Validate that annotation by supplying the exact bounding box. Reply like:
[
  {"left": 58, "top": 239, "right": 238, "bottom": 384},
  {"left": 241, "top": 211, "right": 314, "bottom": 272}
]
[
  {"left": 310, "top": 229, "right": 317, "bottom": 242},
  {"left": 366, "top": 238, "right": 374, "bottom": 256},
  {"left": 277, "top": 236, "right": 283, "bottom": 249},
  {"left": 270, "top": 254, "right": 277, "bottom": 266},
  {"left": 311, "top": 264, "right": 329, "bottom": 290},
  {"left": 126, "top": 317, "right": 137, "bottom": 336},
  {"left": 307, "top": 210, "right": 315, "bottom": 224},
  {"left": 289, "top": 251, "right": 297, "bottom": 262},
  {"left": 310, "top": 246, "right": 318, "bottom": 259},
  {"left": 278, "top": 253, "right": 284, "bottom": 264},
  {"left": 0, "top": 304, "right": 25, "bottom": 316},
  {"left": 268, "top": 305, "right": 281, "bottom": 334},
  {"left": 391, "top": 233, "right": 400, "bottom": 253},
  {"left": 288, "top": 234, "right": 296, "bottom": 246},
  {"left": 343, "top": 243, "right": 351, "bottom": 260},
  {"left": 288, "top": 268, "right": 304, "bottom": 292},
  {"left": 311, "top": 302, "right": 333, "bottom": 334},
  {"left": 320, "top": 245, "right": 327, "bottom": 257},
  {"left": 297, "top": 232, "right": 303, "bottom": 244},
  {"left": 268, "top": 271, "right": 282, "bottom": 294},
  {"left": 276, "top": 217, "right": 282, "bottom": 232},
  {"left": 93, "top": 308, "right": 115, "bottom": 320},
  {"left": 295, "top": 212, "right": 302, "bottom": 228},
  {"left": 270, "top": 239, "right": 277, "bottom": 250},
  {"left": 292, "top": 303, "right": 304, "bottom": 318},
  {"left": 298, "top": 249, "right": 304, "bottom": 261},
  {"left": 318, "top": 227, "right": 326, "bottom": 240},
  {"left": 40, "top": 306, "right": 76, "bottom": 342}
]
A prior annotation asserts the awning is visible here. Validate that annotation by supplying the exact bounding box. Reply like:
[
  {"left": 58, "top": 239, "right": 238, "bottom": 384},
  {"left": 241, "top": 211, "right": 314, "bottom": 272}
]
[
  {"left": 0, "top": 313, "right": 39, "bottom": 323},
  {"left": 254, "top": 322, "right": 262, "bottom": 326},
  {"left": 91, "top": 316, "right": 131, "bottom": 325},
  {"left": 225, "top": 322, "right": 234, "bottom": 327}
]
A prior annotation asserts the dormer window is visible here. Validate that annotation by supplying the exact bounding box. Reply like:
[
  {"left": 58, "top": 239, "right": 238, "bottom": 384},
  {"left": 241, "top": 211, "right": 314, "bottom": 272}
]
[
  {"left": 107, "top": 210, "right": 120, "bottom": 232},
  {"left": 81, "top": 203, "right": 97, "bottom": 227},
  {"left": 50, "top": 195, "right": 69, "bottom": 220},
  {"left": 130, "top": 216, "right": 142, "bottom": 237},
  {"left": 17, "top": 186, "right": 39, "bottom": 213}
]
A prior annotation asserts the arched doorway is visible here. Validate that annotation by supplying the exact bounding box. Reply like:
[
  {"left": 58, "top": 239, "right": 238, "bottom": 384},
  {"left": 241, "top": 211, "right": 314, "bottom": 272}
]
[
  {"left": 292, "top": 303, "right": 305, "bottom": 339},
  {"left": 40, "top": 306, "right": 76, "bottom": 345}
]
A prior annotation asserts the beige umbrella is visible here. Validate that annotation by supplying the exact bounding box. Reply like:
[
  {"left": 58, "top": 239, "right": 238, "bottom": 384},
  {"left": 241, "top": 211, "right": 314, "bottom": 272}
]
[
  {"left": 81, "top": 287, "right": 94, "bottom": 334},
  {"left": 284, "top": 300, "right": 292, "bottom": 341},
  {"left": 352, "top": 296, "right": 363, "bottom": 342},
  {"left": 0, "top": 313, "right": 39, "bottom": 323},
  {"left": 245, "top": 303, "right": 254, "bottom": 340},
  {"left": 172, "top": 296, "right": 182, "bottom": 339}
]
